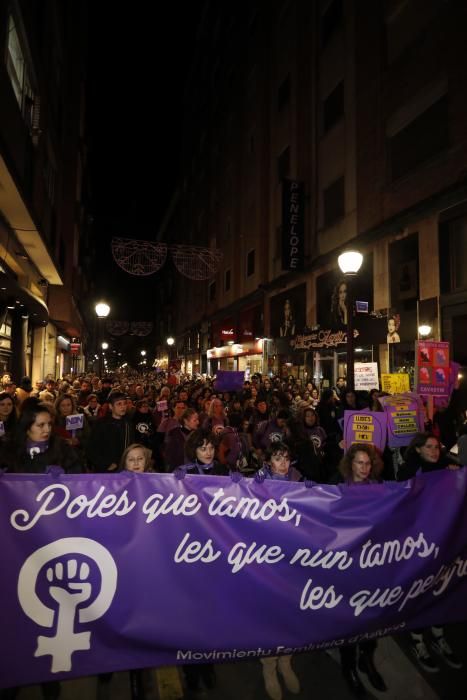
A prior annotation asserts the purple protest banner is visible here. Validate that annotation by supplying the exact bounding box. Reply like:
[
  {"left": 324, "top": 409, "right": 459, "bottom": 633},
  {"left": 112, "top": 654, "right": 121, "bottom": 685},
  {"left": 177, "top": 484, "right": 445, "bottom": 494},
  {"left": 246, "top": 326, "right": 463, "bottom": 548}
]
[
  {"left": 1, "top": 470, "right": 467, "bottom": 689},
  {"left": 343, "top": 410, "right": 387, "bottom": 451},
  {"left": 380, "top": 393, "right": 425, "bottom": 448}
]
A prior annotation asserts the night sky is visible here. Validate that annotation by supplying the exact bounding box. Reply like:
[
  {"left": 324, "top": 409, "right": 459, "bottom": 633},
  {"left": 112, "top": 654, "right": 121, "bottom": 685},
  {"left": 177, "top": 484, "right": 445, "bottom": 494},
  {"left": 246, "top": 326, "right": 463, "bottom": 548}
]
[{"left": 87, "top": 3, "right": 203, "bottom": 321}]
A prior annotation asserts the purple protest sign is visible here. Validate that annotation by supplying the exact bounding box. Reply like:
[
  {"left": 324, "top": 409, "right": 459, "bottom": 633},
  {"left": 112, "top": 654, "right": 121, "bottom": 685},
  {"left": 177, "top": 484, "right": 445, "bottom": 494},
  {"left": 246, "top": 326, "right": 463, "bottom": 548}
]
[
  {"left": 1, "top": 470, "right": 467, "bottom": 689},
  {"left": 380, "top": 393, "right": 425, "bottom": 448},
  {"left": 343, "top": 410, "right": 387, "bottom": 451},
  {"left": 214, "top": 370, "right": 245, "bottom": 392}
]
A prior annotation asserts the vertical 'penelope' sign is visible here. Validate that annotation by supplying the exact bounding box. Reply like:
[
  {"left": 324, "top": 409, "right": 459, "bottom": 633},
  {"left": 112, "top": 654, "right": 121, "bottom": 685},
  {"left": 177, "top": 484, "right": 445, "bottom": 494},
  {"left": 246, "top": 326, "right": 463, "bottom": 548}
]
[{"left": 282, "top": 179, "right": 305, "bottom": 271}]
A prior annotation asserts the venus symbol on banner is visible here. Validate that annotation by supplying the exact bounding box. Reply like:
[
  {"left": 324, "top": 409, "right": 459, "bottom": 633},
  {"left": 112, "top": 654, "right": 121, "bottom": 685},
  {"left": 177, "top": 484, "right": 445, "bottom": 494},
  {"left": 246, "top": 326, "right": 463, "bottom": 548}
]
[{"left": 17, "top": 538, "right": 117, "bottom": 673}]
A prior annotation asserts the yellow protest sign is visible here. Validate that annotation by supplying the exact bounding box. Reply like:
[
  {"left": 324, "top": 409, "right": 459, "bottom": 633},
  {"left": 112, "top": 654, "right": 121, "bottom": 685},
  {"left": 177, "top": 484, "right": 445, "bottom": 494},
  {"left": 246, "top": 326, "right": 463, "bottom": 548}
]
[{"left": 381, "top": 374, "right": 410, "bottom": 395}]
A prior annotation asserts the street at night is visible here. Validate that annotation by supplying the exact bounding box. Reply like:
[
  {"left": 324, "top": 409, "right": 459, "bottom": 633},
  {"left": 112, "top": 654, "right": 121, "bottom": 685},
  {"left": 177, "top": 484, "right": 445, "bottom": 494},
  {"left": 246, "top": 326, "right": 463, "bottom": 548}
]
[{"left": 2, "top": 1, "right": 467, "bottom": 699}]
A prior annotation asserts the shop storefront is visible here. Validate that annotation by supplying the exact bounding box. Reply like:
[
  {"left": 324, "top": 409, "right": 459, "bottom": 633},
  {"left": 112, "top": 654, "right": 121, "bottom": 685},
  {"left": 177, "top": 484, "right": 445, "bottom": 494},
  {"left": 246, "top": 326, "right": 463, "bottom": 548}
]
[{"left": 207, "top": 339, "right": 264, "bottom": 377}]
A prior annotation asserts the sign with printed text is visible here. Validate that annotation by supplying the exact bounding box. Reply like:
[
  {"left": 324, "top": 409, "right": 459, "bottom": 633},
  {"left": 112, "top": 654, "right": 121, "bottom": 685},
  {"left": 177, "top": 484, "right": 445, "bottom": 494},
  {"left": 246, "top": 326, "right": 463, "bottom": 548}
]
[
  {"left": 354, "top": 363, "right": 379, "bottom": 391},
  {"left": 2, "top": 471, "right": 467, "bottom": 689},
  {"left": 379, "top": 393, "right": 425, "bottom": 448},
  {"left": 282, "top": 179, "right": 304, "bottom": 271},
  {"left": 415, "top": 341, "right": 450, "bottom": 396},
  {"left": 65, "top": 414, "right": 84, "bottom": 431},
  {"left": 343, "top": 410, "right": 387, "bottom": 450},
  {"left": 381, "top": 374, "right": 410, "bottom": 395},
  {"left": 156, "top": 400, "right": 168, "bottom": 413}
]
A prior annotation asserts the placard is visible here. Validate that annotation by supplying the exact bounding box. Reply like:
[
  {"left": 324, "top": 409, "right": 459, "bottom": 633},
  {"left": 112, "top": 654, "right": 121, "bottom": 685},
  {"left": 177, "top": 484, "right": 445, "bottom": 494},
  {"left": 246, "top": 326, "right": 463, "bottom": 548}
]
[
  {"left": 354, "top": 363, "right": 379, "bottom": 391},
  {"left": 381, "top": 374, "right": 410, "bottom": 395},
  {"left": 415, "top": 341, "right": 450, "bottom": 396},
  {"left": 343, "top": 410, "right": 387, "bottom": 450},
  {"left": 65, "top": 414, "right": 84, "bottom": 432},
  {"left": 379, "top": 393, "right": 425, "bottom": 448}
]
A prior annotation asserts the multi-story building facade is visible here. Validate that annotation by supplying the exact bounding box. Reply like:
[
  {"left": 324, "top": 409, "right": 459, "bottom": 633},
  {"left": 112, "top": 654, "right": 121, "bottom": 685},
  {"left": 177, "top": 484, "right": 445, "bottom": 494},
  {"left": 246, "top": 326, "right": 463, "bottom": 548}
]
[
  {"left": 156, "top": 0, "right": 467, "bottom": 387},
  {"left": 0, "top": 0, "right": 90, "bottom": 382}
]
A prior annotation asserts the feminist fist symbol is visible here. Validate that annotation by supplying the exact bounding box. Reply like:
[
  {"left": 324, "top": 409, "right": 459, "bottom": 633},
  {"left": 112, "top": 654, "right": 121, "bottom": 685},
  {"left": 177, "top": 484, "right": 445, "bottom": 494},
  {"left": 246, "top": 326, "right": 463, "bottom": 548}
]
[{"left": 18, "top": 538, "right": 117, "bottom": 673}]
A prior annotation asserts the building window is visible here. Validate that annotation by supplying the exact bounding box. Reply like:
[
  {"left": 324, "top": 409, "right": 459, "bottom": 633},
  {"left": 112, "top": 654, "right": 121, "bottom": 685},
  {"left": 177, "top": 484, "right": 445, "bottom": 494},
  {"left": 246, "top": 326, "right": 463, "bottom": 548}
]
[
  {"left": 225, "top": 269, "right": 231, "bottom": 292},
  {"left": 321, "top": 0, "right": 343, "bottom": 48},
  {"left": 439, "top": 211, "right": 467, "bottom": 294},
  {"left": 385, "top": 0, "right": 443, "bottom": 65},
  {"left": 277, "top": 146, "right": 290, "bottom": 184},
  {"left": 247, "top": 249, "right": 255, "bottom": 277},
  {"left": 388, "top": 95, "right": 449, "bottom": 181},
  {"left": 209, "top": 281, "right": 216, "bottom": 302},
  {"left": 278, "top": 75, "right": 291, "bottom": 112},
  {"left": 323, "top": 81, "right": 344, "bottom": 133},
  {"left": 5, "top": 14, "right": 36, "bottom": 129},
  {"left": 323, "top": 176, "right": 345, "bottom": 227}
]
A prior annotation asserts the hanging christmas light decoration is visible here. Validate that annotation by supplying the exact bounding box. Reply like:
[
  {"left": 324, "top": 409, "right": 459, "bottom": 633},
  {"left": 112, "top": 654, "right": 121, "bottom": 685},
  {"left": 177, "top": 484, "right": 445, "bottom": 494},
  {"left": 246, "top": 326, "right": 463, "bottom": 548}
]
[
  {"left": 111, "top": 238, "right": 222, "bottom": 280},
  {"left": 171, "top": 244, "right": 223, "bottom": 280},
  {"left": 106, "top": 321, "right": 130, "bottom": 336},
  {"left": 111, "top": 238, "right": 167, "bottom": 276},
  {"left": 130, "top": 322, "right": 153, "bottom": 336}
]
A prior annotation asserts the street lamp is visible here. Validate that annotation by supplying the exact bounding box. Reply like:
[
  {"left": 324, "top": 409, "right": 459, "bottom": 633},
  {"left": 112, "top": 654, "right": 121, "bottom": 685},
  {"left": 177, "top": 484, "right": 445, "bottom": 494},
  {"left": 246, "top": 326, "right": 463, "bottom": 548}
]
[
  {"left": 95, "top": 302, "right": 110, "bottom": 375},
  {"left": 337, "top": 250, "right": 363, "bottom": 391},
  {"left": 141, "top": 350, "right": 146, "bottom": 356},
  {"left": 418, "top": 324, "right": 432, "bottom": 338},
  {"left": 102, "top": 342, "right": 109, "bottom": 350},
  {"left": 166, "top": 337, "right": 175, "bottom": 346},
  {"left": 95, "top": 302, "right": 110, "bottom": 319}
]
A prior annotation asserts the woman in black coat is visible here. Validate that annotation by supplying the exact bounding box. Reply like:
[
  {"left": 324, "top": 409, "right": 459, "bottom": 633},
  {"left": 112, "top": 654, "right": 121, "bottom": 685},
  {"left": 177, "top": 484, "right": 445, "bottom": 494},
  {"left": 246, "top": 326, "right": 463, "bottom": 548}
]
[
  {"left": 397, "top": 432, "right": 459, "bottom": 481},
  {"left": 397, "top": 432, "right": 462, "bottom": 673},
  {"left": 0, "top": 397, "right": 81, "bottom": 474}
]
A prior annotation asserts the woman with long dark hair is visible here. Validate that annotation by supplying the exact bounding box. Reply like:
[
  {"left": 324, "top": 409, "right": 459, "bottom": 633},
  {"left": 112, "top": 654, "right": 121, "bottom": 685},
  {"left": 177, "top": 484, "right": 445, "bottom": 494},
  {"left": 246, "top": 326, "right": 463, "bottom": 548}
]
[
  {"left": 0, "top": 390, "right": 18, "bottom": 437},
  {"left": 0, "top": 397, "right": 81, "bottom": 474}
]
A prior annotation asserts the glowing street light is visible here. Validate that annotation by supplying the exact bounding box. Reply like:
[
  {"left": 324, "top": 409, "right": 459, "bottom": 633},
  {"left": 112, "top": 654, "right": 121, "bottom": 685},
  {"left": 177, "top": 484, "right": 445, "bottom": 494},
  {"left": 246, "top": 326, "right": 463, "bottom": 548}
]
[
  {"left": 102, "top": 342, "right": 109, "bottom": 350},
  {"left": 337, "top": 249, "right": 364, "bottom": 391},
  {"left": 95, "top": 302, "right": 110, "bottom": 319}
]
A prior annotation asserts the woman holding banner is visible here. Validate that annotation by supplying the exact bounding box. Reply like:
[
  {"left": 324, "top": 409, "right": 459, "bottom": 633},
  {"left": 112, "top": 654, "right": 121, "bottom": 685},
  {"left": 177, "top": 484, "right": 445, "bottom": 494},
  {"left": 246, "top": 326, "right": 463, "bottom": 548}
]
[
  {"left": 398, "top": 433, "right": 462, "bottom": 673},
  {"left": 177, "top": 429, "right": 229, "bottom": 695},
  {"left": 338, "top": 444, "right": 387, "bottom": 696}
]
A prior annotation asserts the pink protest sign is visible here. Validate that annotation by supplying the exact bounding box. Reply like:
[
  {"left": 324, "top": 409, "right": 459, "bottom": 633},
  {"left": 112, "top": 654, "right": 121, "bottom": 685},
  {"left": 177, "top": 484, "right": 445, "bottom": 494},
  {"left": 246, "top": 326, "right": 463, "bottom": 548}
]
[
  {"left": 343, "top": 410, "right": 387, "bottom": 451},
  {"left": 415, "top": 341, "right": 450, "bottom": 396}
]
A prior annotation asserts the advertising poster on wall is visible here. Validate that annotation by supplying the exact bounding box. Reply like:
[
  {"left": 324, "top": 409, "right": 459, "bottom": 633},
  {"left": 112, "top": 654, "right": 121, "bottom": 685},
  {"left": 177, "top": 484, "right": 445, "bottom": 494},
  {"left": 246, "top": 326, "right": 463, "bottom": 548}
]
[
  {"left": 270, "top": 284, "right": 307, "bottom": 339},
  {"left": 415, "top": 341, "right": 450, "bottom": 396},
  {"left": 316, "top": 255, "right": 373, "bottom": 331}
]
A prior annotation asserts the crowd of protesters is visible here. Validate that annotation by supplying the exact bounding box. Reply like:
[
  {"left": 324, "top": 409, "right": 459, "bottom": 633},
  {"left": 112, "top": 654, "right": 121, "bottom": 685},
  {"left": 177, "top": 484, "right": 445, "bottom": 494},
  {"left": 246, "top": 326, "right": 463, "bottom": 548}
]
[{"left": 0, "top": 368, "right": 466, "bottom": 700}]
